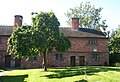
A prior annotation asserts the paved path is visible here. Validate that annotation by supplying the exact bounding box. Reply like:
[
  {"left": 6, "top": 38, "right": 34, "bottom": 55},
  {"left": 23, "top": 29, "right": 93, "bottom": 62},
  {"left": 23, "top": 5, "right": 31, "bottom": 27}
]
[
  {"left": 0, "top": 71, "right": 9, "bottom": 76},
  {"left": 0, "top": 69, "right": 14, "bottom": 76}
]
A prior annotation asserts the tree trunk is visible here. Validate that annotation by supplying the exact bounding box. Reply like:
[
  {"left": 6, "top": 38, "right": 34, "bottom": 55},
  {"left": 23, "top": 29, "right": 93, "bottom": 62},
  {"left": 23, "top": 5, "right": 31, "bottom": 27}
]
[{"left": 43, "top": 52, "right": 47, "bottom": 71}]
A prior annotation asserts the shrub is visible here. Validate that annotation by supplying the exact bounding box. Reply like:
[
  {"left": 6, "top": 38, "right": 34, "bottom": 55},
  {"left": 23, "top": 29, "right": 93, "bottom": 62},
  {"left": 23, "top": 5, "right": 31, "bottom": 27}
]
[
  {"left": 114, "top": 62, "right": 120, "bottom": 67},
  {"left": 109, "top": 53, "right": 120, "bottom": 66}
]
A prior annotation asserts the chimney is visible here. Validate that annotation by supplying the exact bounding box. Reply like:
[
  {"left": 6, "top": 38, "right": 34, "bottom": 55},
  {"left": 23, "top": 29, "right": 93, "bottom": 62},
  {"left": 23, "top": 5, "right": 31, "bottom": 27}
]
[
  {"left": 14, "top": 15, "right": 23, "bottom": 27},
  {"left": 71, "top": 18, "right": 79, "bottom": 30}
]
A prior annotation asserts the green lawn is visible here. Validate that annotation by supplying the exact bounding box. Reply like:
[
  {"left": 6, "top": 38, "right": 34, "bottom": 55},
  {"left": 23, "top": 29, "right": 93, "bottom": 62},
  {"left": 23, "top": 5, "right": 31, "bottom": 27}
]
[{"left": 1, "top": 66, "right": 120, "bottom": 82}]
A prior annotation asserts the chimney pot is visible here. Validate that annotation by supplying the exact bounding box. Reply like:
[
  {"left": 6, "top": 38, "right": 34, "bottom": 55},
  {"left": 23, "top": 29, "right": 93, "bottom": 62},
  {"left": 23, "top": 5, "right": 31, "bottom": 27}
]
[
  {"left": 14, "top": 15, "right": 23, "bottom": 27},
  {"left": 71, "top": 18, "right": 79, "bottom": 30}
]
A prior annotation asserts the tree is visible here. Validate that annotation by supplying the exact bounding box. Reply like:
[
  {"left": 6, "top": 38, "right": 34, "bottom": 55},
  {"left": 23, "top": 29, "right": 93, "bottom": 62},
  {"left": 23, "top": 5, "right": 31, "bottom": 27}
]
[
  {"left": 109, "top": 27, "right": 120, "bottom": 66},
  {"left": 7, "top": 11, "right": 71, "bottom": 71},
  {"left": 65, "top": 1, "right": 107, "bottom": 29},
  {"left": 109, "top": 27, "right": 120, "bottom": 54},
  {"left": 7, "top": 26, "right": 36, "bottom": 57}
]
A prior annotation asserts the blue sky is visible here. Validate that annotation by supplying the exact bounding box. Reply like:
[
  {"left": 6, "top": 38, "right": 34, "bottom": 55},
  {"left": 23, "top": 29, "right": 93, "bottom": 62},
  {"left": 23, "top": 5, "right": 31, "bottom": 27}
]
[{"left": 0, "top": 0, "right": 120, "bottom": 31}]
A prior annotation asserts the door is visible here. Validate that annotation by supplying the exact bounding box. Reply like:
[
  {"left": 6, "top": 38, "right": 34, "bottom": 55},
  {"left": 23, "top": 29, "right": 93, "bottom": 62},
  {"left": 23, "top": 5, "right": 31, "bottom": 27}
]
[
  {"left": 70, "top": 56, "right": 76, "bottom": 66},
  {"left": 15, "top": 58, "right": 21, "bottom": 68},
  {"left": 79, "top": 56, "right": 85, "bottom": 66},
  {"left": 5, "top": 55, "right": 11, "bottom": 67}
]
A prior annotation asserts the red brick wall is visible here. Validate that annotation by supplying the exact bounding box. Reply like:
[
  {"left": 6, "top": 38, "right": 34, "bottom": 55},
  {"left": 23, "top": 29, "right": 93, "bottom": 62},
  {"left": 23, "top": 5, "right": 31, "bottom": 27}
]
[
  {"left": 0, "top": 36, "right": 9, "bottom": 51},
  {"left": 0, "top": 35, "right": 109, "bottom": 68},
  {"left": 46, "top": 37, "right": 109, "bottom": 67},
  {"left": 21, "top": 56, "right": 43, "bottom": 68},
  {"left": 46, "top": 52, "right": 108, "bottom": 67},
  {"left": 0, "top": 36, "right": 9, "bottom": 67},
  {"left": 0, "top": 52, "right": 6, "bottom": 67},
  {"left": 69, "top": 37, "right": 108, "bottom": 53},
  {"left": 47, "top": 53, "right": 69, "bottom": 67}
]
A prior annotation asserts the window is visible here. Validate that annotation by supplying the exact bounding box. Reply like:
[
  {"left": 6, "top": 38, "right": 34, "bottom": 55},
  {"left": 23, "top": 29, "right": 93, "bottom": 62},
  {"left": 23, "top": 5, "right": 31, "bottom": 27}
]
[
  {"left": 92, "top": 53, "right": 99, "bottom": 61},
  {"left": 87, "top": 39, "right": 98, "bottom": 45},
  {"left": 55, "top": 54, "right": 64, "bottom": 61}
]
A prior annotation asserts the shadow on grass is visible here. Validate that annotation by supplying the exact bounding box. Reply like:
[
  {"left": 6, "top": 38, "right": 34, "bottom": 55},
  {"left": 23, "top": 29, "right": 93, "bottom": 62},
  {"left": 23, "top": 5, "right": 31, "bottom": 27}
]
[
  {"left": 0, "top": 70, "right": 3, "bottom": 72},
  {"left": 0, "top": 68, "right": 7, "bottom": 72},
  {"left": 45, "top": 66, "right": 120, "bottom": 79},
  {"left": 75, "top": 79, "right": 88, "bottom": 82},
  {"left": 0, "top": 74, "right": 28, "bottom": 82}
]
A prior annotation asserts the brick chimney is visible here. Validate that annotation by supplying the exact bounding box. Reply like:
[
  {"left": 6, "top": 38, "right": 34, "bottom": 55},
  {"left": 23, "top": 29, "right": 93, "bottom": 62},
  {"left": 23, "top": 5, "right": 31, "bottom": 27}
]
[
  {"left": 14, "top": 15, "right": 23, "bottom": 27},
  {"left": 71, "top": 18, "right": 79, "bottom": 30}
]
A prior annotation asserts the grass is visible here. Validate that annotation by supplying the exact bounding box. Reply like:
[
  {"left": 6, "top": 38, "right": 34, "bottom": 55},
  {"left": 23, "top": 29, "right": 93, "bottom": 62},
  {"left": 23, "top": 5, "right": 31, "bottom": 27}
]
[{"left": 1, "top": 66, "right": 120, "bottom": 82}]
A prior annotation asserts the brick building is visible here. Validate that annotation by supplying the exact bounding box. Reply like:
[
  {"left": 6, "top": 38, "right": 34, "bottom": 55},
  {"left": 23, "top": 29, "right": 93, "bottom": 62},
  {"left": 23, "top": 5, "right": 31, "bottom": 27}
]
[{"left": 0, "top": 15, "right": 109, "bottom": 68}]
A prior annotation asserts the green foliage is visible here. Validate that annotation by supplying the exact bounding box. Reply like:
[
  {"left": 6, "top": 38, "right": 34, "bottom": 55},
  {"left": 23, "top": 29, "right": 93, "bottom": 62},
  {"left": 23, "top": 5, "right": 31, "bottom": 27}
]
[
  {"left": 109, "top": 27, "right": 120, "bottom": 66},
  {"left": 31, "top": 12, "right": 62, "bottom": 54},
  {"left": 109, "top": 27, "right": 120, "bottom": 54},
  {"left": 109, "top": 37, "right": 120, "bottom": 54},
  {"left": 114, "top": 62, "right": 120, "bottom": 67},
  {"left": 55, "top": 34, "right": 71, "bottom": 52},
  {"left": 65, "top": 1, "right": 107, "bottom": 29},
  {"left": 7, "top": 11, "right": 71, "bottom": 71},
  {"left": 113, "top": 27, "right": 120, "bottom": 37},
  {"left": 7, "top": 26, "right": 36, "bottom": 58},
  {"left": 109, "top": 53, "right": 120, "bottom": 66}
]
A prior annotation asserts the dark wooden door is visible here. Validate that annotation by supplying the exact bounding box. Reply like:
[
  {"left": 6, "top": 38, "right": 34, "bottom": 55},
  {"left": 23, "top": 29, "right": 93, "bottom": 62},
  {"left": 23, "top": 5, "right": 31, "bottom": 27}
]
[
  {"left": 79, "top": 56, "right": 85, "bottom": 66},
  {"left": 70, "top": 56, "right": 76, "bottom": 66},
  {"left": 5, "top": 55, "right": 11, "bottom": 67},
  {"left": 15, "top": 58, "right": 21, "bottom": 68}
]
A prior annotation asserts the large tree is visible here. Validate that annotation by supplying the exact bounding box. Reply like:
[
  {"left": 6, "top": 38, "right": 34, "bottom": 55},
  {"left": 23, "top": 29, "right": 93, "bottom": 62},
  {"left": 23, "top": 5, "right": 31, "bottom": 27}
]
[
  {"left": 109, "top": 27, "right": 120, "bottom": 65},
  {"left": 109, "top": 27, "right": 120, "bottom": 54},
  {"left": 65, "top": 1, "right": 107, "bottom": 29},
  {"left": 7, "top": 11, "right": 71, "bottom": 71}
]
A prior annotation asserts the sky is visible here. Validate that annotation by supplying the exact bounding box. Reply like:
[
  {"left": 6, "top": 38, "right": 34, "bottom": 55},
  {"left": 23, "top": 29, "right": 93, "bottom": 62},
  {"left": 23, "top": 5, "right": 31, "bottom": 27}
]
[{"left": 0, "top": 0, "right": 120, "bottom": 31}]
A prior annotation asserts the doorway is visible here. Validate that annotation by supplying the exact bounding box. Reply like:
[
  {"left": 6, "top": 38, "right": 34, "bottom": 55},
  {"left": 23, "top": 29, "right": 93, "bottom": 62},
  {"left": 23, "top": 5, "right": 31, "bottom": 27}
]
[
  {"left": 15, "top": 58, "right": 21, "bottom": 68},
  {"left": 5, "top": 55, "right": 11, "bottom": 67},
  {"left": 79, "top": 56, "right": 85, "bottom": 66},
  {"left": 70, "top": 56, "right": 76, "bottom": 66}
]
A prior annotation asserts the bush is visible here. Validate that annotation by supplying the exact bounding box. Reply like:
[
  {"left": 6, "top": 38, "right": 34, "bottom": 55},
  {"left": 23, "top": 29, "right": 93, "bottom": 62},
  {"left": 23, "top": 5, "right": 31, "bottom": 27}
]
[
  {"left": 114, "top": 62, "right": 120, "bottom": 67},
  {"left": 109, "top": 53, "right": 120, "bottom": 66}
]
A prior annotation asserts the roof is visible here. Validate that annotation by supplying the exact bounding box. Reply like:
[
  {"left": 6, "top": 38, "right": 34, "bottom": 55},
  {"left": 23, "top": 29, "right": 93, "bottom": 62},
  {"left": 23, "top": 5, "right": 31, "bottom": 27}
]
[
  {"left": 0, "top": 26, "right": 13, "bottom": 35},
  {"left": 79, "top": 28, "right": 105, "bottom": 36},
  {"left": 0, "top": 26, "right": 106, "bottom": 38},
  {"left": 59, "top": 27, "right": 106, "bottom": 38}
]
